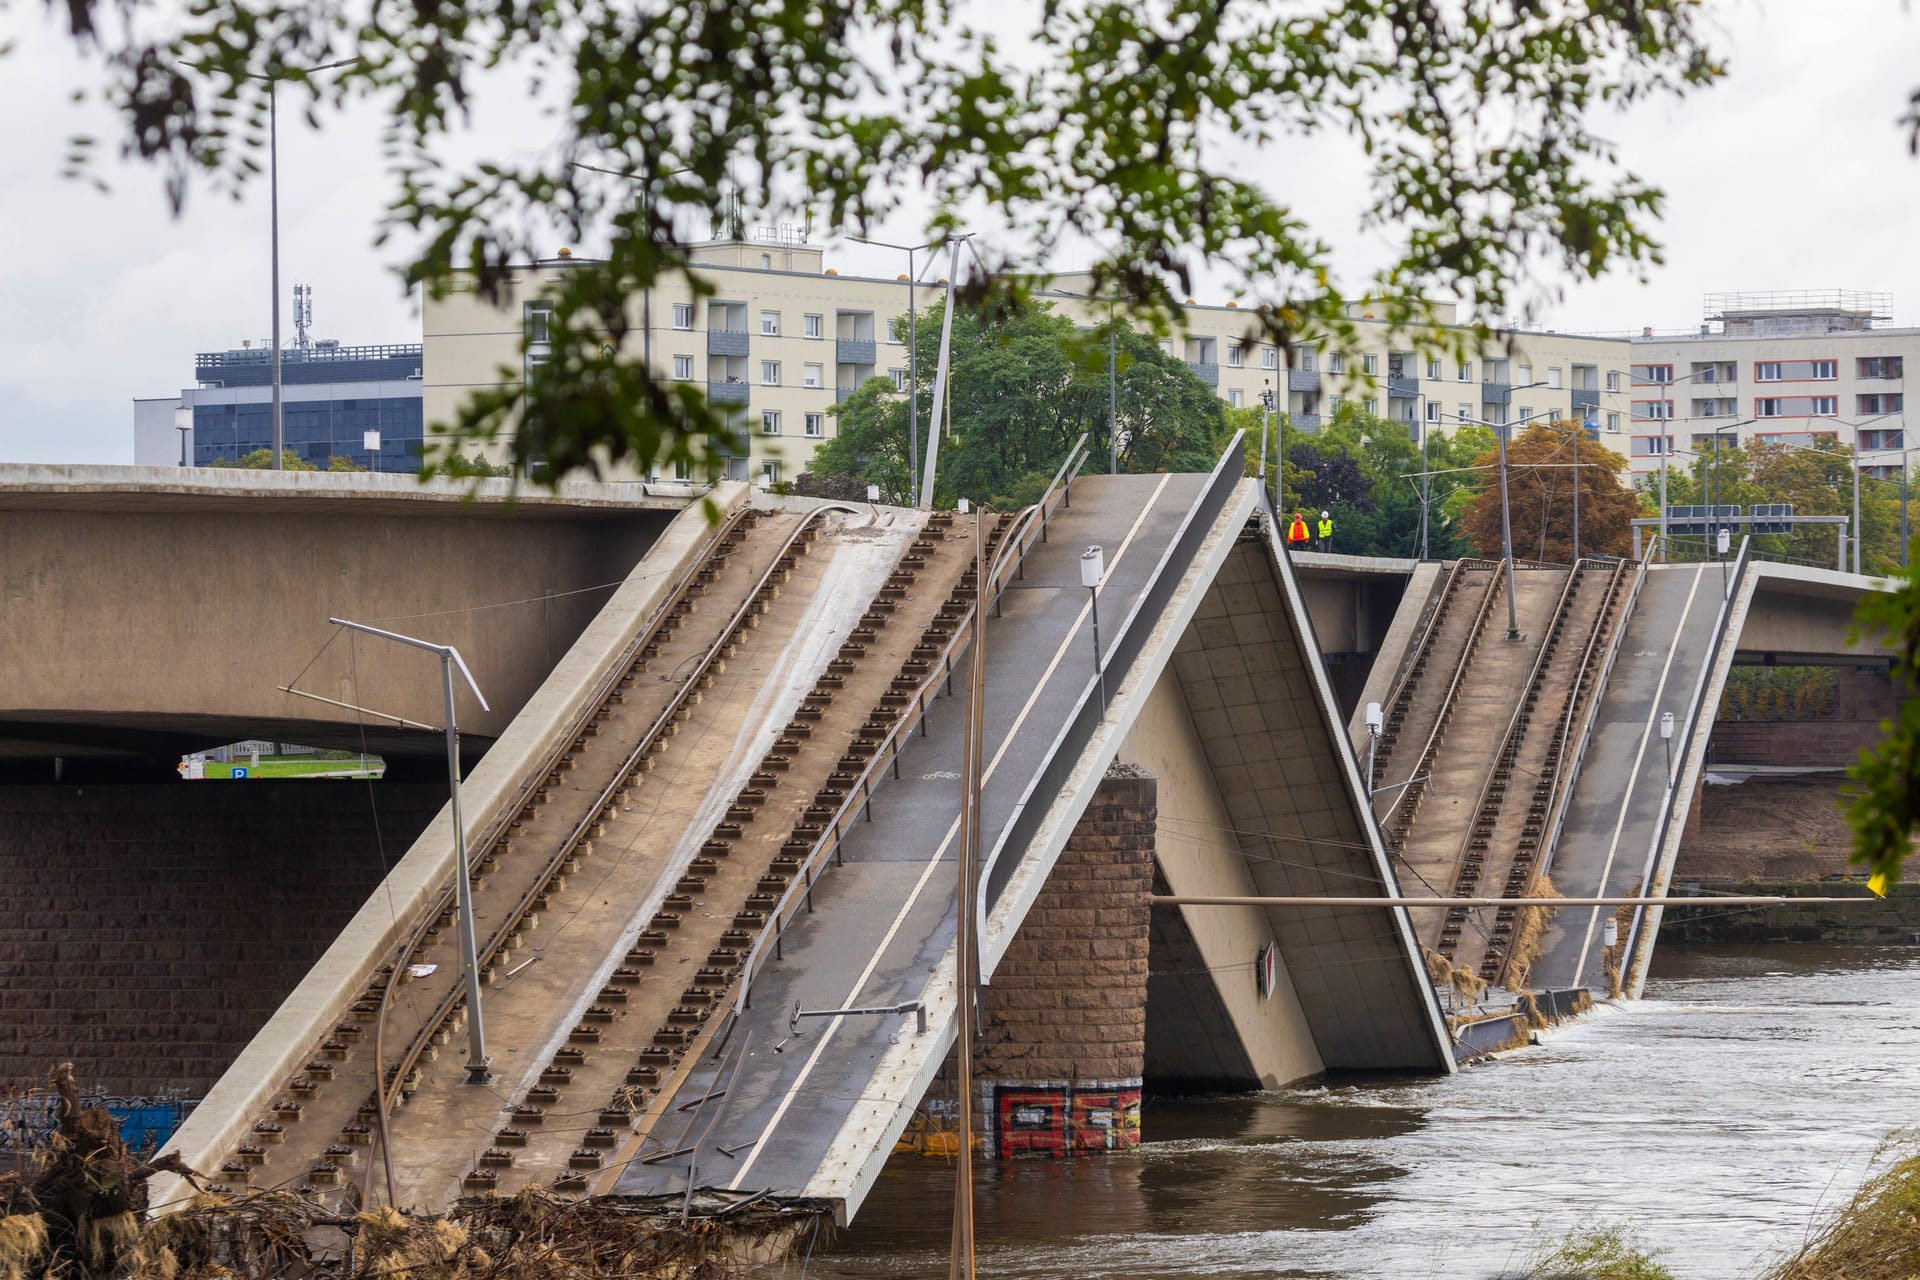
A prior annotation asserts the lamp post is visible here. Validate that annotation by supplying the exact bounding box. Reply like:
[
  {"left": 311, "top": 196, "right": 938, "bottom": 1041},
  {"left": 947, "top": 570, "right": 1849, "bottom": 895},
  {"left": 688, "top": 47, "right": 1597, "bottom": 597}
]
[
  {"left": 1364, "top": 701, "right": 1383, "bottom": 794},
  {"left": 1457, "top": 385, "right": 1546, "bottom": 642},
  {"left": 174, "top": 403, "right": 192, "bottom": 467},
  {"left": 851, "top": 236, "right": 936, "bottom": 503},
  {"left": 329, "top": 617, "right": 493, "bottom": 1084},
  {"left": 1259, "top": 383, "right": 1277, "bottom": 510},
  {"left": 1659, "top": 710, "right": 1675, "bottom": 788},
  {"left": 1081, "top": 545, "right": 1105, "bottom": 704},
  {"left": 252, "top": 58, "right": 357, "bottom": 470}
]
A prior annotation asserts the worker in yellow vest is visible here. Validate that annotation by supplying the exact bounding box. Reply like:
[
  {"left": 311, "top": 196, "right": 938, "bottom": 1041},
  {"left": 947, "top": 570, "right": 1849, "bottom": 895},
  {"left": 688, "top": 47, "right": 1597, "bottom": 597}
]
[
  {"left": 1287, "top": 511, "right": 1310, "bottom": 547},
  {"left": 1316, "top": 510, "right": 1334, "bottom": 551}
]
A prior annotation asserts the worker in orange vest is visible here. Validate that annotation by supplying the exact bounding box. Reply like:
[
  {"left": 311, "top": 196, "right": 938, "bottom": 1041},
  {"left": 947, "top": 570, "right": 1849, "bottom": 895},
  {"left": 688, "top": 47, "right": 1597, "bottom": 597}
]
[{"left": 1287, "top": 511, "right": 1310, "bottom": 546}]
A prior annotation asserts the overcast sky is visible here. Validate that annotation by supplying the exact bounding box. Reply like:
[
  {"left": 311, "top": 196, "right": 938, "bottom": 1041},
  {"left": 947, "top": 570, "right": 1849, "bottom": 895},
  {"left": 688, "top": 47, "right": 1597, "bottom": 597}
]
[{"left": 2, "top": 1, "right": 1916, "bottom": 465}]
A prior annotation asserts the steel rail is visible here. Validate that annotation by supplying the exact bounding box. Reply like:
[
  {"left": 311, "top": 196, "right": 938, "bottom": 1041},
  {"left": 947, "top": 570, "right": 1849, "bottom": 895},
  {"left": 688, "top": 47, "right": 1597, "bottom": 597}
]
[
  {"left": 1433, "top": 559, "right": 1592, "bottom": 914},
  {"left": 1377, "top": 559, "right": 1509, "bottom": 833},
  {"left": 381, "top": 504, "right": 856, "bottom": 1116},
  {"left": 724, "top": 438, "right": 1089, "bottom": 1024},
  {"left": 1369, "top": 557, "right": 1497, "bottom": 792}
]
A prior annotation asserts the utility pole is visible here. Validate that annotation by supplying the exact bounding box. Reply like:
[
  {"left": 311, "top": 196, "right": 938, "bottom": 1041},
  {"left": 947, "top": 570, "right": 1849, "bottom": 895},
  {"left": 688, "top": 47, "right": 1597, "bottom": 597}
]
[
  {"left": 1108, "top": 310, "right": 1118, "bottom": 475},
  {"left": 851, "top": 236, "right": 933, "bottom": 503},
  {"left": 918, "top": 237, "right": 965, "bottom": 509},
  {"left": 1496, "top": 418, "right": 1521, "bottom": 639},
  {"left": 948, "top": 515, "right": 986, "bottom": 1280},
  {"left": 268, "top": 80, "right": 282, "bottom": 469},
  {"left": 330, "top": 618, "right": 492, "bottom": 1085}
]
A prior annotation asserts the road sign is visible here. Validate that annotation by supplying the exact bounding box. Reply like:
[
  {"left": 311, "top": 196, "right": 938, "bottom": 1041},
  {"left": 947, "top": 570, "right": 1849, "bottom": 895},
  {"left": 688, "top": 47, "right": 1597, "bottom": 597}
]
[
  {"left": 1750, "top": 502, "right": 1794, "bottom": 535},
  {"left": 1664, "top": 505, "right": 1741, "bottom": 537},
  {"left": 231, "top": 767, "right": 249, "bottom": 780}
]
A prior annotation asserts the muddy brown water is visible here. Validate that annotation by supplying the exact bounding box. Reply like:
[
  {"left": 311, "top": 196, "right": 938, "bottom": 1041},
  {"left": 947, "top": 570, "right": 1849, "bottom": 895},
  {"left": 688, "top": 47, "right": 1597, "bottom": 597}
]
[{"left": 811, "top": 944, "right": 1920, "bottom": 1279}]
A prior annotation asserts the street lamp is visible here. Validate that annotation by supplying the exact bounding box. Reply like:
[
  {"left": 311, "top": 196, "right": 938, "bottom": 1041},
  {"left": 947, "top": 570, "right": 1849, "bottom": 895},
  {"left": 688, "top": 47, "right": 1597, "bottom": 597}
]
[
  {"left": 174, "top": 403, "right": 192, "bottom": 468},
  {"left": 251, "top": 57, "right": 358, "bottom": 470},
  {"left": 329, "top": 617, "right": 493, "bottom": 1084},
  {"left": 851, "top": 236, "right": 938, "bottom": 503},
  {"left": 1081, "top": 545, "right": 1106, "bottom": 704},
  {"left": 1259, "top": 383, "right": 1277, "bottom": 510}
]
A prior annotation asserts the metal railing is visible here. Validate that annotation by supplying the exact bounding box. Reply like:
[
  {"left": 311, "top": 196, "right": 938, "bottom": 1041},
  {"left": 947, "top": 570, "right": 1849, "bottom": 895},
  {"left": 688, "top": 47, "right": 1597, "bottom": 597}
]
[
  {"left": 1622, "top": 536, "right": 1754, "bottom": 993},
  {"left": 979, "top": 431, "right": 1246, "bottom": 916},
  {"left": 725, "top": 437, "right": 1091, "bottom": 1023}
]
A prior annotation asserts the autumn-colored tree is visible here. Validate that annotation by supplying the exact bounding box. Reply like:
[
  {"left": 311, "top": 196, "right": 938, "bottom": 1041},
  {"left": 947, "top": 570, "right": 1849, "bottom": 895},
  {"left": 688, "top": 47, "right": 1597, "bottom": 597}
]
[{"left": 1461, "top": 423, "right": 1639, "bottom": 563}]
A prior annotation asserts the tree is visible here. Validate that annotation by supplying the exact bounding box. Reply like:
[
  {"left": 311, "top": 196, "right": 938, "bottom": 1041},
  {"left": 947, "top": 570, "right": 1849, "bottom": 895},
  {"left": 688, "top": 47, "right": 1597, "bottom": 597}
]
[
  {"left": 327, "top": 455, "right": 368, "bottom": 472},
  {"left": 1460, "top": 422, "right": 1638, "bottom": 562},
  {"left": 205, "top": 448, "right": 317, "bottom": 471},
  {"left": 36, "top": 2, "right": 1720, "bottom": 483},
  {"left": 1645, "top": 441, "right": 1903, "bottom": 574},
  {"left": 806, "top": 301, "right": 1231, "bottom": 508}
]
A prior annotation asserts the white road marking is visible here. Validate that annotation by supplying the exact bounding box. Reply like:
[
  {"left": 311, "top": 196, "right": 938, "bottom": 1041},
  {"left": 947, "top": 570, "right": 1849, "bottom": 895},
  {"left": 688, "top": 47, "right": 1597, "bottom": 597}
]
[
  {"left": 725, "top": 476, "right": 1175, "bottom": 1188},
  {"left": 1567, "top": 564, "right": 1707, "bottom": 987}
]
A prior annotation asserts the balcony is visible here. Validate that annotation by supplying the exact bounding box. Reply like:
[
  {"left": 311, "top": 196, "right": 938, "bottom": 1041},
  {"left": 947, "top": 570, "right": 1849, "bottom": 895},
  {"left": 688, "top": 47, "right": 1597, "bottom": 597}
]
[
  {"left": 1288, "top": 369, "right": 1320, "bottom": 393},
  {"left": 1571, "top": 387, "right": 1600, "bottom": 412},
  {"left": 708, "top": 380, "right": 751, "bottom": 407},
  {"left": 1481, "top": 382, "right": 1512, "bottom": 405},
  {"left": 836, "top": 337, "right": 877, "bottom": 366},
  {"left": 1387, "top": 374, "right": 1418, "bottom": 399},
  {"left": 708, "top": 328, "right": 751, "bottom": 357},
  {"left": 1291, "top": 413, "right": 1322, "bottom": 435},
  {"left": 1186, "top": 361, "right": 1220, "bottom": 387}
]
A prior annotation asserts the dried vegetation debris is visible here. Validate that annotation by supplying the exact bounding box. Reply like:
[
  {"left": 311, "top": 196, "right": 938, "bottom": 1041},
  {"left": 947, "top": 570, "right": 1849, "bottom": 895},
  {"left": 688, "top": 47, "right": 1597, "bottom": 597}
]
[{"left": 2, "top": 1065, "right": 823, "bottom": 1280}]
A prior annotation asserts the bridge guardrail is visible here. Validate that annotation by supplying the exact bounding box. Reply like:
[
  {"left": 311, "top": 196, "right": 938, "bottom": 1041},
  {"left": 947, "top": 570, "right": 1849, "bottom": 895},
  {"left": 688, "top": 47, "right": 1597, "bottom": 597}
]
[
  {"left": 978, "top": 431, "right": 1246, "bottom": 918},
  {"left": 1621, "top": 536, "right": 1754, "bottom": 991},
  {"left": 725, "top": 436, "right": 1091, "bottom": 1023}
]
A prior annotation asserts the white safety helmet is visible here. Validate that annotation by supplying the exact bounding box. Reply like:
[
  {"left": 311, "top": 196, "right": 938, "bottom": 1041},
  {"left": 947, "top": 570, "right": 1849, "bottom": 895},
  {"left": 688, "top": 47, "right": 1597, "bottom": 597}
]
[{"left": 1320, "top": 510, "right": 1330, "bottom": 518}]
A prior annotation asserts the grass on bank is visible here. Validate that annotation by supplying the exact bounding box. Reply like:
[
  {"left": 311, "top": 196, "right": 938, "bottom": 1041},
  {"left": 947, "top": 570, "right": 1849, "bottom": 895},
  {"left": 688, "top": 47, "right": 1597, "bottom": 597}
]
[
  {"left": 198, "top": 751, "right": 384, "bottom": 779},
  {"left": 1518, "top": 1222, "right": 1677, "bottom": 1279}
]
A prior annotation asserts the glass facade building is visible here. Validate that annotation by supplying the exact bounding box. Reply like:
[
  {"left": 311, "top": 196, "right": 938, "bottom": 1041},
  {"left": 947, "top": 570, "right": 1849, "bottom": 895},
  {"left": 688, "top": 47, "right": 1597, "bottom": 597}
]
[{"left": 188, "top": 343, "right": 425, "bottom": 470}]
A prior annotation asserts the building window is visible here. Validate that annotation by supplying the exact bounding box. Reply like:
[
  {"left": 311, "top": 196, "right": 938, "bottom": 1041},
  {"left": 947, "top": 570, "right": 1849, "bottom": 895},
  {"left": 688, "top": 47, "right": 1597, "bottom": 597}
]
[
  {"left": 1860, "top": 394, "right": 1906, "bottom": 415},
  {"left": 1634, "top": 400, "right": 1673, "bottom": 420},
  {"left": 760, "top": 310, "right": 780, "bottom": 336},
  {"left": 1159, "top": 340, "right": 1174, "bottom": 356},
  {"left": 1228, "top": 388, "right": 1243, "bottom": 407},
  {"left": 1261, "top": 346, "right": 1278, "bottom": 370},
  {"left": 761, "top": 459, "right": 781, "bottom": 485},
  {"left": 804, "top": 412, "right": 825, "bottom": 437},
  {"left": 1458, "top": 362, "right": 1472, "bottom": 382},
  {"left": 1756, "top": 398, "right": 1782, "bottom": 417},
  {"left": 1606, "top": 370, "right": 1622, "bottom": 392},
  {"left": 760, "top": 253, "right": 772, "bottom": 269},
  {"left": 526, "top": 303, "right": 554, "bottom": 344},
  {"left": 1457, "top": 403, "right": 1471, "bottom": 423},
  {"left": 1547, "top": 367, "right": 1563, "bottom": 389},
  {"left": 1606, "top": 411, "right": 1621, "bottom": 433},
  {"left": 802, "top": 362, "right": 823, "bottom": 389},
  {"left": 1328, "top": 352, "right": 1346, "bottom": 374},
  {"left": 1517, "top": 363, "right": 1532, "bottom": 385},
  {"left": 1517, "top": 405, "right": 1532, "bottom": 423},
  {"left": 672, "top": 355, "right": 693, "bottom": 380},
  {"left": 804, "top": 313, "right": 824, "bottom": 339},
  {"left": 1363, "top": 398, "right": 1377, "bottom": 415},
  {"left": 1633, "top": 435, "right": 1673, "bottom": 457},
  {"left": 889, "top": 368, "right": 909, "bottom": 391},
  {"left": 1811, "top": 360, "right": 1838, "bottom": 380},
  {"left": 1811, "top": 396, "right": 1838, "bottom": 416},
  {"left": 1425, "top": 401, "right": 1440, "bottom": 423},
  {"left": 1633, "top": 364, "right": 1674, "bottom": 385},
  {"left": 1226, "top": 346, "right": 1244, "bottom": 368},
  {"left": 672, "top": 303, "right": 694, "bottom": 330},
  {"left": 761, "top": 360, "right": 781, "bottom": 385},
  {"left": 1427, "top": 357, "right": 1442, "bottom": 380},
  {"left": 673, "top": 459, "right": 692, "bottom": 481},
  {"left": 1297, "top": 348, "right": 1315, "bottom": 372},
  {"left": 761, "top": 410, "right": 781, "bottom": 435},
  {"left": 1361, "top": 353, "right": 1377, "bottom": 375},
  {"left": 1859, "top": 356, "right": 1904, "bottom": 379},
  {"left": 1756, "top": 362, "right": 1782, "bottom": 382}
]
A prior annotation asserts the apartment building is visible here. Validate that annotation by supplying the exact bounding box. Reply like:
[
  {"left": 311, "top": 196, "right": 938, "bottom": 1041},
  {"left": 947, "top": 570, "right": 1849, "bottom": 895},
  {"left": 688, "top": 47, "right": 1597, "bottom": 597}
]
[
  {"left": 422, "top": 234, "right": 1635, "bottom": 483},
  {"left": 1624, "top": 291, "right": 1912, "bottom": 477}
]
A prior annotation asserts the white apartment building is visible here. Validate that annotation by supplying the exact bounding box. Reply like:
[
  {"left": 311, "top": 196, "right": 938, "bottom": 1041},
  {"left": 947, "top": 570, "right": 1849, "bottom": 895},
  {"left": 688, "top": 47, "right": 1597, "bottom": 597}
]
[
  {"left": 423, "top": 233, "right": 1635, "bottom": 483},
  {"left": 1623, "top": 291, "right": 1911, "bottom": 477}
]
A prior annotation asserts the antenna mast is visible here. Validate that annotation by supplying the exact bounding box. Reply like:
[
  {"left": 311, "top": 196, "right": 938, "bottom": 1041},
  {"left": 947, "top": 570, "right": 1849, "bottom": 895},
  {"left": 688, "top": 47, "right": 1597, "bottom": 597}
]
[{"left": 293, "top": 284, "right": 313, "bottom": 350}]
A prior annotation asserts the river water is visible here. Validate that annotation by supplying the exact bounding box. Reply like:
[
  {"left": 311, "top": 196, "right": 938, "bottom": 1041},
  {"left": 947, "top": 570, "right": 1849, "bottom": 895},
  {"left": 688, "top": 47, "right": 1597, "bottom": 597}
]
[{"left": 813, "top": 944, "right": 1920, "bottom": 1279}]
